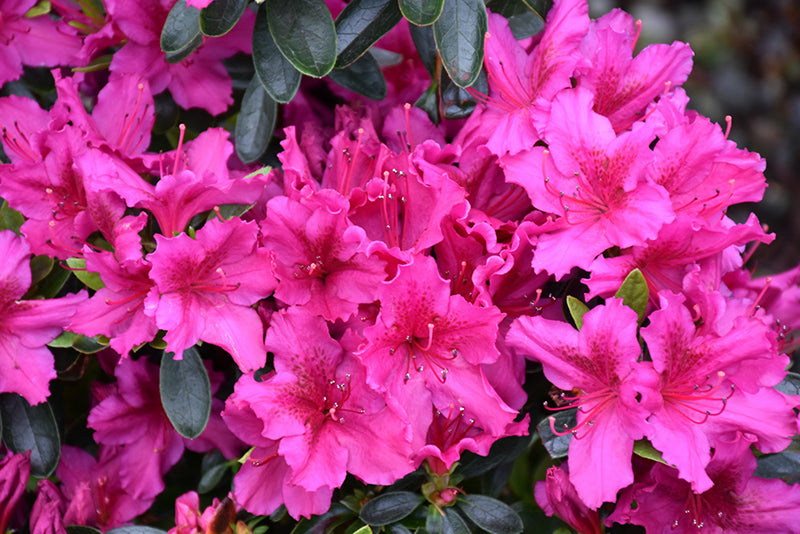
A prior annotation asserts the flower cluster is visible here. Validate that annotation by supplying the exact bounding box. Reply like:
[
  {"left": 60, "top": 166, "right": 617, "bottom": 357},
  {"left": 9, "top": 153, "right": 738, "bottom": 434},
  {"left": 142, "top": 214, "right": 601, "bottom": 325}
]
[{"left": 1, "top": 0, "right": 799, "bottom": 532}]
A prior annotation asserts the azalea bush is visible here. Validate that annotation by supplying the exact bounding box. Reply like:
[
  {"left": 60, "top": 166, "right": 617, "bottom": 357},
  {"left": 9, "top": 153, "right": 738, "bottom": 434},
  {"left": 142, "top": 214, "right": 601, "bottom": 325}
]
[{"left": 2, "top": 0, "right": 800, "bottom": 532}]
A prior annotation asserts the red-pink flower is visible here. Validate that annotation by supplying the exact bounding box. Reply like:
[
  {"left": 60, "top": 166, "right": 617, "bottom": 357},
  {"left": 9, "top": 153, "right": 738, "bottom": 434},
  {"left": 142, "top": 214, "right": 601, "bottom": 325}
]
[{"left": 144, "top": 217, "right": 275, "bottom": 371}]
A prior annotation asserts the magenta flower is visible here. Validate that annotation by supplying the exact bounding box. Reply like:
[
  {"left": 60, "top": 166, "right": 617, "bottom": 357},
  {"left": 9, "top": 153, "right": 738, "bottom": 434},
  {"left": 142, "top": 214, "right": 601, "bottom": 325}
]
[
  {"left": 534, "top": 464, "right": 603, "bottom": 534},
  {"left": 30, "top": 480, "right": 66, "bottom": 534},
  {"left": 226, "top": 308, "right": 416, "bottom": 495},
  {"left": 502, "top": 87, "right": 674, "bottom": 278},
  {"left": 0, "top": 230, "right": 86, "bottom": 404},
  {"left": 474, "top": 0, "right": 590, "bottom": 156},
  {"left": 0, "top": 450, "right": 30, "bottom": 533},
  {"left": 639, "top": 291, "right": 795, "bottom": 492},
  {"left": 357, "top": 254, "right": 517, "bottom": 437},
  {"left": 507, "top": 298, "right": 660, "bottom": 508},
  {"left": 144, "top": 217, "right": 275, "bottom": 371},
  {"left": 262, "top": 193, "right": 387, "bottom": 321},
  {"left": 608, "top": 434, "right": 800, "bottom": 533}
]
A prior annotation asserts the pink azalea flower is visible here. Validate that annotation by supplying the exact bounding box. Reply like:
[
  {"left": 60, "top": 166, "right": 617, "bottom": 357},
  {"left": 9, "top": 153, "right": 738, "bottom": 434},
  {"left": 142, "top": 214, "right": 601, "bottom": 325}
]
[
  {"left": 534, "top": 464, "right": 602, "bottom": 534},
  {"left": 144, "top": 217, "right": 275, "bottom": 371},
  {"left": 30, "top": 480, "right": 66, "bottom": 534},
  {"left": 576, "top": 8, "right": 694, "bottom": 132},
  {"left": 87, "top": 357, "right": 242, "bottom": 499},
  {"left": 473, "top": 0, "right": 590, "bottom": 156},
  {"left": 106, "top": 0, "right": 254, "bottom": 114},
  {"left": 608, "top": 434, "right": 800, "bottom": 533},
  {"left": 261, "top": 192, "right": 387, "bottom": 321},
  {"left": 169, "top": 491, "right": 240, "bottom": 534},
  {"left": 639, "top": 291, "right": 795, "bottom": 492},
  {"left": 56, "top": 445, "right": 155, "bottom": 529},
  {"left": 502, "top": 87, "right": 674, "bottom": 278},
  {"left": 0, "top": 231, "right": 86, "bottom": 404},
  {"left": 227, "top": 308, "right": 416, "bottom": 495},
  {"left": 0, "top": 450, "right": 30, "bottom": 533},
  {"left": 357, "top": 254, "right": 517, "bottom": 438},
  {"left": 0, "top": 0, "right": 81, "bottom": 85},
  {"left": 506, "top": 298, "right": 660, "bottom": 508}
]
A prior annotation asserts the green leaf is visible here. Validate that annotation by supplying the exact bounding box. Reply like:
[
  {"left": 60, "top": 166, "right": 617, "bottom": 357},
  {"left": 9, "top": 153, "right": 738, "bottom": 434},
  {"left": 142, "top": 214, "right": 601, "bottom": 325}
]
[
  {"left": 66, "top": 527, "right": 103, "bottom": 534},
  {"left": 235, "top": 76, "right": 277, "bottom": 163},
  {"left": 328, "top": 52, "right": 387, "bottom": 100},
  {"left": 457, "top": 434, "right": 531, "bottom": 480},
  {"left": 0, "top": 394, "right": 61, "bottom": 477},
  {"left": 486, "top": 0, "right": 545, "bottom": 39},
  {"left": 439, "top": 66, "right": 484, "bottom": 119},
  {"left": 198, "top": 451, "right": 229, "bottom": 493},
  {"left": 65, "top": 257, "right": 105, "bottom": 290},
  {"left": 443, "top": 508, "right": 471, "bottom": 534},
  {"left": 456, "top": 495, "right": 523, "bottom": 534},
  {"left": 159, "top": 347, "right": 212, "bottom": 439},
  {"left": 633, "top": 439, "right": 668, "bottom": 465},
  {"left": 433, "top": 0, "right": 487, "bottom": 88},
  {"left": 520, "top": 0, "right": 552, "bottom": 17},
  {"left": 266, "top": 0, "right": 337, "bottom": 77},
  {"left": 408, "top": 23, "right": 437, "bottom": 77},
  {"left": 334, "top": 0, "right": 402, "bottom": 68},
  {"left": 614, "top": 268, "right": 649, "bottom": 323},
  {"left": 566, "top": 295, "right": 589, "bottom": 330},
  {"left": 26, "top": 1, "right": 52, "bottom": 17},
  {"left": 160, "top": 0, "right": 202, "bottom": 61},
  {"left": 31, "top": 262, "right": 70, "bottom": 299},
  {"left": 291, "top": 503, "right": 355, "bottom": 534},
  {"left": 253, "top": 3, "right": 302, "bottom": 103},
  {"left": 775, "top": 372, "right": 800, "bottom": 396},
  {"left": 399, "top": 0, "right": 444, "bottom": 26},
  {"left": 387, "top": 525, "right": 413, "bottom": 534},
  {"left": 536, "top": 409, "right": 575, "bottom": 459},
  {"left": 755, "top": 450, "right": 800, "bottom": 483},
  {"left": 359, "top": 491, "right": 425, "bottom": 526},
  {"left": 0, "top": 199, "right": 24, "bottom": 233},
  {"left": 414, "top": 82, "right": 439, "bottom": 125},
  {"left": 199, "top": 0, "right": 248, "bottom": 36},
  {"left": 426, "top": 504, "right": 445, "bottom": 533},
  {"left": 352, "top": 527, "right": 373, "bottom": 534}
]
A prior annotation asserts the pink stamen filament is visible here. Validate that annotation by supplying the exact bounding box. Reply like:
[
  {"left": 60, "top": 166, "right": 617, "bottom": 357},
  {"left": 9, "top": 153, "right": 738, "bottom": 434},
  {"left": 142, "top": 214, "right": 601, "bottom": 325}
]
[{"left": 2, "top": 122, "right": 39, "bottom": 161}]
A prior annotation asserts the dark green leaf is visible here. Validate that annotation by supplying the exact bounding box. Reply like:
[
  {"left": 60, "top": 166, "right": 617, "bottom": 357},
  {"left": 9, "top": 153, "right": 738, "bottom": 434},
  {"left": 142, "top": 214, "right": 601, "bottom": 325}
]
[
  {"left": 0, "top": 199, "right": 24, "bottom": 234},
  {"left": 439, "top": 66, "right": 485, "bottom": 119},
  {"left": 756, "top": 451, "right": 800, "bottom": 483},
  {"left": 199, "top": 0, "right": 248, "bottom": 37},
  {"left": 66, "top": 527, "right": 103, "bottom": 534},
  {"left": 235, "top": 76, "right": 277, "bottom": 163},
  {"left": 536, "top": 409, "right": 575, "bottom": 459},
  {"left": 566, "top": 296, "right": 589, "bottom": 330},
  {"left": 443, "top": 508, "right": 471, "bottom": 534},
  {"left": 253, "top": 3, "right": 302, "bottom": 103},
  {"left": 409, "top": 23, "right": 437, "bottom": 77},
  {"left": 520, "top": 0, "right": 552, "bottom": 18},
  {"left": 414, "top": 82, "right": 439, "bottom": 125},
  {"left": 198, "top": 450, "right": 229, "bottom": 493},
  {"left": 161, "top": 0, "right": 202, "bottom": 59},
  {"left": 160, "top": 347, "right": 211, "bottom": 439},
  {"left": 360, "top": 491, "right": 425, "bottom": 526},
  {"left": 387, "top": 525, "right": 414, "bottom": 534},
  {"left": 266, "top": 0, "right": 337, "bottom": 77},
  {"left": 29, "top": 262, "right": 70, "bottom": 299},
  {"left": 433, "top": 0, "right": 487, "bottom": 88},
  {"left": 456, "top": 495, "right": 523, "bottom": 534},
  {"left": 614, "top": 268, "right": 649, "bottom": 323},
  {"left": 486, "top": 0, "right": 545, "bottom": 39},
  {"left": 106, "top": 528, "right": 169, "bottom": 534},
  {"left": 399, "top": 0, "right": 444, "bottom": 26},
  {"left": 65, "top": 257, "right": 104, "bottom": 290},
  {"left": 0, "top": 394, "right": 60, "bottom": 477},
  {"left": 775, "top": 372, "right": 800, "bottom": 396},
  {"left": 71, "top": 334, "right": 107, "bottom": 354},
  {"left": 291, "top": 503, "right": 354, "bottom": 534},
  {"left": 328, "top": 52, "right": 387, "bottom": 100},
  {"left": 457, "top": 435, "right": 531, "bottom": 480},
  {"left": 352, "top": 526, "right": 373, "bottom": 534},
  {"left": 334, "top": 0, "right": 402, "bottom": 68},
  {"left": 426, "top": 504, "right": 444, "bottom": 533}
]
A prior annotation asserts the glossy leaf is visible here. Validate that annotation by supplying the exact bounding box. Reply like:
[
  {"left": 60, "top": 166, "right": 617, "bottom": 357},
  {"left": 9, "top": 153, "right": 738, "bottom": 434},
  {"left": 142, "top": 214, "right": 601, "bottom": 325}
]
[
  {"left": 633, "top": 439, "right": 668, "bottom": 465},
  {"left": 439, "top": 66, "right": 485, "bottom": 119},
  {"left": 456, "top": 495, "right": 523, "bottom": 534},
  {"left": 409, "top": 23, "right": 437, "bottom": 77},
  {"left": 334, "top": 0, "right": 402, "bottom": 68},
  {"left": 352, "top": 527, "right": 374, "bottom": 534},
  {"left": 291, "top": 504, "right": 355, "bottom": 534},
  {"left": 106, "top": 528, "right": 168, "bottom": 534},
  {"left": 414, "top": 82, "right": 439, "bottom": 125},
  {"left": 160, "top": 347, "right": 211, "bottom": 439},
  {"left": 775, "top": 372, "right": 800, "bottom": 396},
  {"left": 360, "top": 491, "right": 425, "bottom": 526},
  {"left": 457, "top": 435, "right": 531, "bottom": 479},
  {"left": 161, "top": 0, "right": 202, "bottom": 61},
  {"left": 426, "top": 504, "right": 444, "bottom": 533},
  {"left": 199, "top": 0, "right": 248, "bottom": 37},
  {"left": 235, "top": 76, "right": 277, "bottom": 163},
  {"left": 65, "top": 257, "right": 104, "bottom": 291},
  {"left": 537, "top": 408, "right": 575, "bottom": 459},
  {"left": 433, "top": 0, "right": 487, "bottom": 88},
  {"left": 66, "top": 527, "right": 103, "bottom": 534},
  {"left": 566, "top": 295, "right": 589, "bottom": 330},
  {"left": 198, "top": 451, "right": 229, "bottom": 493},
  {"left": 443, "top": 508, "right": 472, "bottom": 534},
  {"left": 253, "top": 3, "right": 302, "bottom": 103},
  {"left": 521, "top": 0, "right": 553, "bottom": 17},
  {"left": 328, "top": 52, "right": 387, "bottom": 100},
  {"left": 0, "top": 200, "right": 24, "bottom": 233},
  {"left": 399, "top": 0, "right": 444, "bottom": 26},
  {"left": 614, "top": 268, "right": 649, "bottom": 324},
  {"left": 0, "top": 393, "right": 60, "bottom": 477},
  {"left": 755, "top": 450, "right": 800, "bottom": 483},
  {"left": 266, "top": 0, "right": 337, "bottom": 77},
  {"left": 486, "top": 0, "right": 545, "bottom": 39}
]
